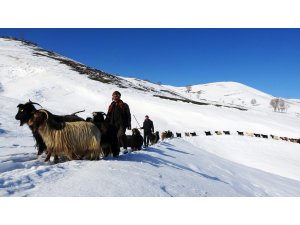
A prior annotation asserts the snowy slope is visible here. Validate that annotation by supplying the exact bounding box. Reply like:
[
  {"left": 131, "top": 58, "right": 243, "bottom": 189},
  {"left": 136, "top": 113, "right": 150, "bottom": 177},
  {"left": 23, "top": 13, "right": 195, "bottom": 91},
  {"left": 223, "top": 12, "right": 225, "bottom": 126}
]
[
  {"left": 1, "top": 37, "right": 300, "bottom": 197},
  {"left": 164, "top": 82, "right": 300, "bottom": 115}
]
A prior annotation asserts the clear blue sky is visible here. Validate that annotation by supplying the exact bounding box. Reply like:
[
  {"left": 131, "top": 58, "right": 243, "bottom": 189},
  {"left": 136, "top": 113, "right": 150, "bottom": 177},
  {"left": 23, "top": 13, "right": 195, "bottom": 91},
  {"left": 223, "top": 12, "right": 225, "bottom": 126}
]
[{"left": 1, "top": 28, "right": 300, "bottom": 98}]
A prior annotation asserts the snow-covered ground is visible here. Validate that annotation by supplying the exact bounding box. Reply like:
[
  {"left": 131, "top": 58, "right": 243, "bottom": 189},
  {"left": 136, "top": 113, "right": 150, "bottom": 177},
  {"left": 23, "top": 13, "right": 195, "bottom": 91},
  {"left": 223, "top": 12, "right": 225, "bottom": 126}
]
[{"left": 1, "top": 37, "right": 300, "bottom": 197}]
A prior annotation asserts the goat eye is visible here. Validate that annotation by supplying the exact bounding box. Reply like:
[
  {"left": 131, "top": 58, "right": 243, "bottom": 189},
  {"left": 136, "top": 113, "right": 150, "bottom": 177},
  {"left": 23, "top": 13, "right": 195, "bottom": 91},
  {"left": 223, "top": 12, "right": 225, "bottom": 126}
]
[{"left": 20, "top": 109, "right": 24, "bottom": 112}]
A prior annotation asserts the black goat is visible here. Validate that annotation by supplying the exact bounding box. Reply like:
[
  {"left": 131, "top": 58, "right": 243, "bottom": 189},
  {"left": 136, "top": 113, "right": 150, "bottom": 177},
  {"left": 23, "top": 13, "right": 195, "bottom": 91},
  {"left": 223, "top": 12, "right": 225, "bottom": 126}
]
[
  {"left": 254, "top": 133, "right": 261, "bottom": 138},
  {"left": 205, "top": 131, "right": 212, "bottom": 136},
  {"left": 15, "top": 100, "right": 84, "bottom": 157},
  {"left": 280, "top": 137, "right": 289, "bottom": 141},
  {"left": 155, "top": 131, "right": 160, "bottom": 143},
  {"left": 92, "top": 112, "right": 120, "bottom": 157},
  {"left": 126, "top": 128, "right": 143, "bottom": 151},
  {"left": 237, "top": 131, "right": 244, "bottom": 136},
  {"left": 223, "top": 131, "right": 230, "bottom": 135},
  {"left": 166, "top": 130, "right": 174, "bottom": 138},
  {"left": 15, "top": 100, "right": 46, "bottom": 155},
  {"left": 190, "top": 132, "right": 197, "bottom": 136},
  {"left": 149, "top": 131, "right": 160, "bottom": 144},
  {"left": 176, "top": 132, "right": 182, "bottom": 138},
  {"left": 289, "top": 138, "right": 298, "bottom": 143},
  {"left": 86, "top": 117, "right": 93, "bottom": 122},
  {"left": 261, "top": 134, "right": 268, "bottom": 139}
]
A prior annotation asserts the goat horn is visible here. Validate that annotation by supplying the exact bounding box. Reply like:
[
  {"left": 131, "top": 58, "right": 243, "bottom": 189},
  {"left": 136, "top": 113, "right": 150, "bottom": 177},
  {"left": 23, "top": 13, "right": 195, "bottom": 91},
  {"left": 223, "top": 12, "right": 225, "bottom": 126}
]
[
  {"left": 28, "top": 99, "right": 43, "bottom": 108},
  {"left": 38, "top": 109, "right": 49, "bottom": 121},
  {"left": 71, "top": 109, "right": 85, "bottom": 115}
]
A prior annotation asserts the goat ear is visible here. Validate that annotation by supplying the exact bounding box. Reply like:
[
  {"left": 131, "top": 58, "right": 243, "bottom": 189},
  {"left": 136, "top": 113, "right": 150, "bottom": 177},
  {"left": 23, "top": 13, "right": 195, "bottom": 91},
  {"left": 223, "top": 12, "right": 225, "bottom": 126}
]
[{"left": 27, "top": 117, "right": 34, "bottom": 127}]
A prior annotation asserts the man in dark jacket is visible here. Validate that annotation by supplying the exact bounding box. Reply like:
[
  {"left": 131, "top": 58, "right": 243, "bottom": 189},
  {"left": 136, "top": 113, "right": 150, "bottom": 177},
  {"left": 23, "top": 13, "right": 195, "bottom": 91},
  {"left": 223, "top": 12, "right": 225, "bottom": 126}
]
[
  {"left": 106, "top": 91, "right": 131, "bottom": 151},
  {"left": 140, "top": 115, "right": 154, "bottom": 148}
]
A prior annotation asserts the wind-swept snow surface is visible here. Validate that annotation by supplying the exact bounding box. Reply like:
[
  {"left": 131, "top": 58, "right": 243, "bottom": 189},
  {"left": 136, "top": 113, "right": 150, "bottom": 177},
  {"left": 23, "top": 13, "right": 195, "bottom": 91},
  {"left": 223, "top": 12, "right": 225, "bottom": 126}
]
[{"left": 1, "top": 37, "right": 300, "bottom": 197}]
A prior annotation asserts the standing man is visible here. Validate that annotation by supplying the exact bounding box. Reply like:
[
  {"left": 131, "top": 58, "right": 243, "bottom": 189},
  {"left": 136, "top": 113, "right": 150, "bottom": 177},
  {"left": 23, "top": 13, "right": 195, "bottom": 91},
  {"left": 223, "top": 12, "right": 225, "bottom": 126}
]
[
  {"left": 140, "top": 115, "right": 154, "bottom": 148},
  {"left": 106, "top": 91, "right": 131, "bottom": 153}
]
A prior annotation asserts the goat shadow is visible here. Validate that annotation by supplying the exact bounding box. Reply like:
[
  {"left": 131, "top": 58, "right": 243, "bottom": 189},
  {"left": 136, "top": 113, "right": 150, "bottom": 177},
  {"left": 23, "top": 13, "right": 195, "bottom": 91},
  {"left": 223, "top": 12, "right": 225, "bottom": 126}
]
[
  {"left": 145, "top": 145, "right": 193, "bottom": 158},
  {"left": 116, "top": 147, "right": 228, "bottom": 185},
  {"left": 0, "top": 128, "right": 8, "bottom": 135},
  {"left": 157, "top": 142, "right": 194, "bottom": 156}
]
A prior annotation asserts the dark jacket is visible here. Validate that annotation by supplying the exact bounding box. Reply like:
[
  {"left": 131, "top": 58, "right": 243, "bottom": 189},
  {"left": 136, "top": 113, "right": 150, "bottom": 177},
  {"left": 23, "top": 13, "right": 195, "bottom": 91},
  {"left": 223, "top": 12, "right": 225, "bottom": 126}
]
[
  {"left": 141, "top": 119, "right": 154, "bottom": 135},
  {"left": 106, "top": 100, "right": 131, "bottom": 129}
]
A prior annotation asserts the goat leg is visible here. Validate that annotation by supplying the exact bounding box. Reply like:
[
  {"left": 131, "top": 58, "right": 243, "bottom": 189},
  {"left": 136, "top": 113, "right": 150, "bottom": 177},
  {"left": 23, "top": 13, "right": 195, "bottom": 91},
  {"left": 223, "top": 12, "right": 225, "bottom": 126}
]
[
  {"left": 44, "top": 148, "right": 53, "bottom": 162},
  {"left": 53, "top": 155, "right": 59, "bottom": 164}
]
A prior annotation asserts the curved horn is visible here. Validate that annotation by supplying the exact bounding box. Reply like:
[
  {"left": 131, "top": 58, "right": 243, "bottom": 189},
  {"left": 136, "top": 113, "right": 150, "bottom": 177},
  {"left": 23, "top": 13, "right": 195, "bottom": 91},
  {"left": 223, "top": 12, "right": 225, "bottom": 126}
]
[
  {"left": 38, "top": 109, "right": 49, "bottom": 121},
  {"left": 28, "top": 99, "right": 43, "bottom": 108}
]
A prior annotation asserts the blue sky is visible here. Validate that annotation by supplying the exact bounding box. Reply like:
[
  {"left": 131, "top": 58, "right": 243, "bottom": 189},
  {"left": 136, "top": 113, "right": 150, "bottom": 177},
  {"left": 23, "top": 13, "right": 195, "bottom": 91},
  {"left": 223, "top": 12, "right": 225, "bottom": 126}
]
[{"left": 1, "top": 28, "right": 300, "bottom": 98}]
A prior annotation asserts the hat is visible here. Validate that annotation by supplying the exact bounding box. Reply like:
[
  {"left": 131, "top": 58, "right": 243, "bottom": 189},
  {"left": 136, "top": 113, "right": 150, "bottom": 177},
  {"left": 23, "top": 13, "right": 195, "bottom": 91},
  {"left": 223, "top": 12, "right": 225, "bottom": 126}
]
[{"left": 112, "top": 91, "right": 121, "bottom": 96}]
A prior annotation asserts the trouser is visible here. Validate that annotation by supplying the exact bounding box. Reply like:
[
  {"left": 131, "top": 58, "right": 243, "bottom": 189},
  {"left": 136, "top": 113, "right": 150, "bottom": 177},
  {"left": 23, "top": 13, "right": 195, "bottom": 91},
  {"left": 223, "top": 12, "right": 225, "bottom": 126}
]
[
  {"left": 117, "top": 126, "right": 128, "bottom": 149},
  {"left": 144, "top": 133, "right": 151, "bottom": 147}
]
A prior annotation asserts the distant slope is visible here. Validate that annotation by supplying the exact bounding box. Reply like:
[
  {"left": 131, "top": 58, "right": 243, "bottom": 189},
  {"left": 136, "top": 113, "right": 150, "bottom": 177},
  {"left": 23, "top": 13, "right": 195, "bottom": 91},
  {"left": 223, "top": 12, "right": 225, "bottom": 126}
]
[{"left": 165, "top": 81, "right": 300, "bottom": 115}]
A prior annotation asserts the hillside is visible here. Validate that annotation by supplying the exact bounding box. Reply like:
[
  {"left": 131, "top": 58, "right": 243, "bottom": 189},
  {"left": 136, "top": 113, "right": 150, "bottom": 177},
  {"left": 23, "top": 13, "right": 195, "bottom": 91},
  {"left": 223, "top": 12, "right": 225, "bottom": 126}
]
[
  {"left": 165, "top": 81, "right": 300, "bottom": 114},
  {"left": 1, "top": 37, "right": 300, "bottom": 197}
]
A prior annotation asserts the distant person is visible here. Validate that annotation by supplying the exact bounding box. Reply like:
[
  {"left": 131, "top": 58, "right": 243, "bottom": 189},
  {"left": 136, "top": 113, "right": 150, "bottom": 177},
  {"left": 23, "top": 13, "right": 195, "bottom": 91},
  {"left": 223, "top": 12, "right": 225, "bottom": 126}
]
[
  {"left": 106, "top": 91, "right": 131, "bottom": 153},
  {"left": 140, "top": 115, "right": 154, "bottom": 148}
]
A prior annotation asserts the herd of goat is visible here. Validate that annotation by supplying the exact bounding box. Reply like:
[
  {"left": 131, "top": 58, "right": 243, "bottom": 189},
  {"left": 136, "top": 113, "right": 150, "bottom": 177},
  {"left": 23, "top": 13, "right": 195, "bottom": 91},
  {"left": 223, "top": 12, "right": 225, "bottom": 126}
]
[
  {"left": 15, "top": 100, "right": 300, "bottom": 164},
  {"left": 161, "top": 130, "right": 300, "bottom": 144},
  {"left": 15, "top": 100, "right": 161, "bottom": 163}
]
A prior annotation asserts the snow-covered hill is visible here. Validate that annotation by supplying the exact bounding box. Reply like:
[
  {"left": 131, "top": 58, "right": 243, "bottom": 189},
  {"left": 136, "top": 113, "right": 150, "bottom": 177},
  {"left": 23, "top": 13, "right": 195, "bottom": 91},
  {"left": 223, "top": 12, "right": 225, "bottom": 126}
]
[
  {"left": 165, "top": 81, "right": 300, "bottom": 114},
  {"left": 1, "top": 37, "right": 300, "bottom": 197}
]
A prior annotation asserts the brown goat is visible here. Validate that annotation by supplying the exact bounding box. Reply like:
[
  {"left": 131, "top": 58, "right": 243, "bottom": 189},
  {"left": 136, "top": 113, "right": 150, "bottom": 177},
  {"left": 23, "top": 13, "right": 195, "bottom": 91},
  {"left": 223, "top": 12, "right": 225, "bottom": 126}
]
[
  {"left": 28, "top": 110, "right": 102, "bottom": 162},
  {"left": 15, "top": 100, "right": 85, "bottom": 157},
  {"left": 161, "top": 131, "right": 167, "bottom": 141}
]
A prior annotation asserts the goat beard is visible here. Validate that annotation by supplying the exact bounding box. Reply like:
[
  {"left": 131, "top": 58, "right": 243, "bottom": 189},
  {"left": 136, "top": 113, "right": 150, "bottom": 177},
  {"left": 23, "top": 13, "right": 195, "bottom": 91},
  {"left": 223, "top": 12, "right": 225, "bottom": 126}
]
[{"left": 19, "top": 120, "right": 26, "bottom": 126}]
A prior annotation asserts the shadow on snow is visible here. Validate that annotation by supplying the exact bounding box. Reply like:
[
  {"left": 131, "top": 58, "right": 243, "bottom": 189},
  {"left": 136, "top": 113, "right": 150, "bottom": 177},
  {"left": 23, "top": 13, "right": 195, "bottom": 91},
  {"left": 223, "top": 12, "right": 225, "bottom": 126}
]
[{"left": 116, "top": 146, "right": 228, "bottom": 185}]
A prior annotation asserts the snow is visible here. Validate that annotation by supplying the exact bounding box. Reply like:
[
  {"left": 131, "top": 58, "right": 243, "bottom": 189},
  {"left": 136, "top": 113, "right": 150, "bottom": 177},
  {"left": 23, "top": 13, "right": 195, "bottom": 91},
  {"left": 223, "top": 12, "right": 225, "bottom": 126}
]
[{"left": 1, "top": 37, "right": 300, "bottom": 199}]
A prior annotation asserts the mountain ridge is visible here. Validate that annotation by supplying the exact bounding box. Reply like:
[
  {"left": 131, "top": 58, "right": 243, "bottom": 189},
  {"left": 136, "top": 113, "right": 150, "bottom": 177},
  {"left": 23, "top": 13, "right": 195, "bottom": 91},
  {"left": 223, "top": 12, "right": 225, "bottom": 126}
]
[{"left": 2, "top": 36, "right": 298, "bottom": 111}]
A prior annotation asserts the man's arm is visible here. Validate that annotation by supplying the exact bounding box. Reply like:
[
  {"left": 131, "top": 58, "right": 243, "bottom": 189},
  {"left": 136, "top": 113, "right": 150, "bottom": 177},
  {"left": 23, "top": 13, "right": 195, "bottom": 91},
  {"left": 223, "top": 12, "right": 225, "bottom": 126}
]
[
  {"left": 140, "top": 121, "right": 145, "bottom": 129},
  {"left": 105, "top": 103, "right": 112, "bottom": 122},
  {"left": 125, "top": 103, "right": 131, "bottom": 129}
]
